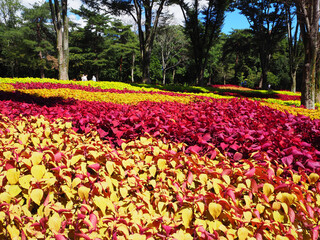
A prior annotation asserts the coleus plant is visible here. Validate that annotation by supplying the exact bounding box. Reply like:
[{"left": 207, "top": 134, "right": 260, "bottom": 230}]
[{"left": 0, "top": 114, "right": 319, "bottom": 239}]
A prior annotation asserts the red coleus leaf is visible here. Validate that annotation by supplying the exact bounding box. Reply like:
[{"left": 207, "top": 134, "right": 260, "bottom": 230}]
[
  {"left": 245, "top": 167, "right": 256, "bottom": 178},
  {"left": 55, "top": 235, "right": 67, "bottom": 240}
]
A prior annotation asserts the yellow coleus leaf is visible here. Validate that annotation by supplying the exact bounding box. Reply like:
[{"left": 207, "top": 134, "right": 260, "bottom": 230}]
[
  {"left": 196, "top": 202, "right": 205, "bottom": 214},
  {"left": 30, "top": 189, "right": 43, "bottom": 205},
  {"left": 129, "top": 234, "right": 146, "bottom": 240},
  {"left": 292, "top": 174, "right": 301, "bottom": 184},
  {"left": 149, "top": 165, "right": 157, "bottom": 177},
  {"left": 222, "top": 175, "right": 230, "bottom": 185},
  {"left": 144, "top": 155, "right": 153, "bottom": 164},
  {"left": 70, "top": 155, "right": 83, "bottom": 165},
  {"left": 277, "top": 192, "right": 295, "bottom": 206},
  {"left": 19, "top": 175, "right": 32, "bottom": 189},
  {"left": 212, "top": 179, "right": 222, "bottom": 194},
  {"left": 6, "top": 185, "right": 21, "bottom": 197},
  {"left": 256, "top": 203, "right": 265, "bottom": 214},
  {"left": 0, "top": 192, "right": 12, "bottom": 203},
  {"left": 243, "top": 211, "right": 252, "bottom": 221},
  {"left": 157, "top": 159, "right": 167, "bottom": 170},
  {"left": 140, "top": 137, "right": 151, "bottom": 146},
  {"left": 120, "top": 187, "right": 128, "bottom": 198},
  {"left": 94, "top": 196, "right": 108, "bottom": 214},
  {"left": 276, "top": 236, "right": 289, "bottom": 240},
  {"left": 263, "top": 183, "right": 274, "bottom": 197},
  {"left": 48, "top": 212, "right": 62, "bottom": 233},
  {"left": 19, "top": 133, "right": 29, "bottom": 145},
  {"left": 172, "top": 229, "right": 193, "bottom": 240},
  {"left": 106, "top": 161, "right": 115, "bottom": 176},
  {"left": 208, "top": 202, "right": 222, "bottom": 219},
  {"left": 6, "top": 168, "right": 20, "bottom": 185},
  {"left": 7, "top": 224, "right": 20, "bottom": 240},
  {"left": 237, "top": 227, "right": 249, "bottom": 240},
  {"left": 31, "top": 165, "right": 46, "bottom": 181},
  {"left": 3, "top": 151, "right": 13, "bottom": 160},
  {"left": 199, "top": 174, "right": 208, "bottom": 184},
  {"left": 31, "top": 137, "right": 40, "bottom": 146},
  {"left": 273, "top": 210, "right": 284, "bottom": 223},
  {"left": 71, "top": 178, "right": 81, "bottom": 189},
  {"left": 309, "top": 173, "right": 319, "bottom": 184},
  {"left": 78, "top": 186, "right": 90, "bottom": 201},
  {"left": 182, "top": 208, "right": 193, "bottom": 228},
  {"left": 30, "top": 152, "right": 44, "bottom": 165},
  {"left": 117, "top": 224, "right": 130, "bottom": 238}
]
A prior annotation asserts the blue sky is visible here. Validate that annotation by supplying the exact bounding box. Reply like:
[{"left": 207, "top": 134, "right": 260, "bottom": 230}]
[{"left": 222, "top": 10, "right": 250, "bottom": 34}]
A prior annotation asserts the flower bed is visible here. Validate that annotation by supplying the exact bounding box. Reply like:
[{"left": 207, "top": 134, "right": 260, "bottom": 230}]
[{"left": 0, "top": 78, "right": 320, "bottom": 239}]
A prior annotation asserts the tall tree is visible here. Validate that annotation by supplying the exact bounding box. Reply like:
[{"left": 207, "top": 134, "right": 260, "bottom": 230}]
[
  {"left": 0, "top": 0, "right": 22, "bottom": 28},
  {"left": 154, "top": 25, "right": 188, "bottom": 85},
  {"left": 70, "top": 5, "right": 111, "bottom": 80},
  {"left": 83, "top": 0, "right": 167, "bottom": 84},
  {"left": 49, "top": 0, "right": 69, "bottom": 80},
  {"left": 178, "top": 0, "right": 230, "bottom": 86},
  {"left": 294, "top": 0, "right": 319, "bottom": 109},
  {"left": 222, "top": 29, "right": 260, "bottom": 86},
  {"left": 0, "top": 0, "right": 23, "bottom": 77},
  {"left": 22, "top": 2, "right": 55, "bottom": 78},
  {"left": 235, "top": 0, "right": 287, "bottom": 88},
  {"left": 284, "top": 1, "right": 303, "bottom": 93}
]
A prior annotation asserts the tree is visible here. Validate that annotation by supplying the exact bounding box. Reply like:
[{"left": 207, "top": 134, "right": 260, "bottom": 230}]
[
  {"left": 294, "top": 0, "right": 319, "bottom": 109},
  {"left": 222, "top": 29, "right": 259, "bottom": 85},
  {"left": 178, "top": 0, "right": 230, "bottom": 86},
  {"left": 285, "top": 1, "right": 303, "bottom": 93},
  {"left": 154, "top": 25, "right": 188, "bottom": 85},
  {"left": 0, "top": 0, "right": 23, "bottom": 77},
  {"left": 235, "top": 0, "right": 287, "bottom": 88},
  {"left": 49, "top": 0, "right": 69, "bottom": 80},
  {"left": 83, "top": 0, "right": 167, "bottom": 84},
  {"left": 0, "top": 0, "right": 22, "bottom": 28},
  {"left": 22, "top": 2, "right": 55, "bottom": 78},
  {"left": 70, "top": 5, "right": 111, "bottom": 80}
]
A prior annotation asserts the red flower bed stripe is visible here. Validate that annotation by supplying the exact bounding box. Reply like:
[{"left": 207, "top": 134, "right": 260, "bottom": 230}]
[{"left": 1, "top": 96, "right": 319, "bottom": 173}]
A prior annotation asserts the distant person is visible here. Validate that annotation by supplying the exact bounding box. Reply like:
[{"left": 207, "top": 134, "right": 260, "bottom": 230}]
[
  {"left": 81, "top": 74, "right": 88, "bottom": 81},
  {"left": 92, "top": 75, "right": 96, "bottom": 81},
  {"left": 268, "top": 84, "right": 271, "bottom": 90}
]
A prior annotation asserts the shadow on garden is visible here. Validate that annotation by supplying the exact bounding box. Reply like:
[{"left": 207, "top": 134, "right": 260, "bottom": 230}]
[
  {"left": 0, "top": 90, "right": 75, "bottom": 107},
  {"left": 129, "top": 83, "right": 300, "bottom": 101}
]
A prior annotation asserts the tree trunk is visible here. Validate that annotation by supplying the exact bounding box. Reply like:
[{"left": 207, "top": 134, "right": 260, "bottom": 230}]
[
  {"left": 131, "top": 51, "right": 135, "bottom": 83},
  {"left": 39, "top": 50, "right": 45, "bottom": 78},
  {"left": 296, "top": 0, "right": 319, "bottom": 109},
  {"left": 142, "top": 49, "right": 151, "bottom": 84},
  {"left": 162, "top": 68, "right": 166, "bottom": 85},
  {"left": 49, "top": 0, "right": 69, "bottom": 80},
  {"left": 61, "top": 0, "right": 69, "bottom": 80},
  {"left": 301, "top": 38, "right": 316, "bottom": 109},
  {"left": 259, "top": 50, "right": 269, "bottom": 89},
  {"left": 290, "top": 70, "right": 297, "bottom": 93},
  {"left": 172, "top": 69, "right": 176, "bottom": 83}
]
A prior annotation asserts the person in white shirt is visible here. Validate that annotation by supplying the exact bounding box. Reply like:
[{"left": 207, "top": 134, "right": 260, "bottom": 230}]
[
  {"left": 92, "top": 75, "right": 96, "bottom": 81},
  {"left": 81, "top": 74, "right": 88, "bottom": 81}
]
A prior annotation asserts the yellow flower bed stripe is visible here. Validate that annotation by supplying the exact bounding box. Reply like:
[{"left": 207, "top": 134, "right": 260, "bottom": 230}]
[
  {"left": 261, "top": 101, "right": 320, "bottom": 120},
  {"left": 0, "top": 83, "right": 15, "bottom": 92},
  {"left": 19, "top": 88, "right": 199, "bottom": 104}
]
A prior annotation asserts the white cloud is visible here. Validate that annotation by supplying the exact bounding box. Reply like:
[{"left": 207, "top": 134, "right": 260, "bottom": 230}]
[
  {"left": 21, "top": 0, "right": 83, "bottom": 9},
  {"left": 20, "top": 0, "right": 185, "bottom": 28}
]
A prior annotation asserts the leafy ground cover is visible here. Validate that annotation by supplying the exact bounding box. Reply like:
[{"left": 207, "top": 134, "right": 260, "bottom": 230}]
[{"left": 0, "top": 78, "right": 320, "bottom": 239}]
